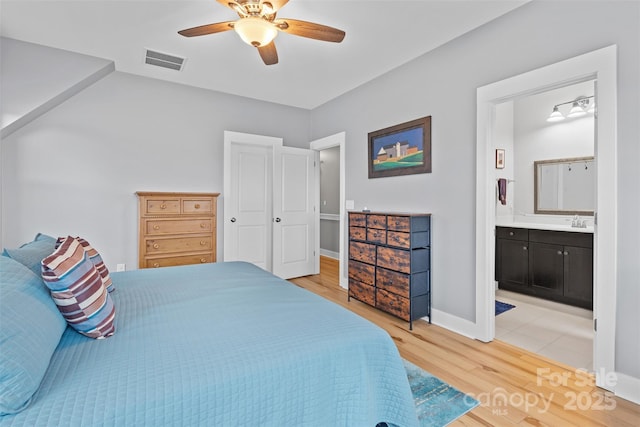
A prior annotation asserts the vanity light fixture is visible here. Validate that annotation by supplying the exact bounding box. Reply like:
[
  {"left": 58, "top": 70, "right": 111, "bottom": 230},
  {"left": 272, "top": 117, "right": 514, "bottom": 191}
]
[
  {"left": 547, "top": 106, "right": 564, "bottom": 122},
  {"left": 546, "top": 95, "right": 594, "bottom": 122}
]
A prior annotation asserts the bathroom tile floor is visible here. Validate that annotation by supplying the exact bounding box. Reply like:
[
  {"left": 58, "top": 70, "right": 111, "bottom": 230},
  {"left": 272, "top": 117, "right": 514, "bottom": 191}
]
[{"left": 495, "top": 289, "right": 594, "bottom": 371}]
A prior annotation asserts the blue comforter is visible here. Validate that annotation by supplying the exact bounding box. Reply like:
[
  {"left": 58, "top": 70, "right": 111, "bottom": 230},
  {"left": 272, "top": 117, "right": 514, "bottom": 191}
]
[{"left": 2, "top": 262, "right": 418, "bottom": 426}]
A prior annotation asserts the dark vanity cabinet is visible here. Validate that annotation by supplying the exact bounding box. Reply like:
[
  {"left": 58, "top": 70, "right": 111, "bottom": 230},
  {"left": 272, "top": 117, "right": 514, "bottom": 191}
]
[
  {"left": 496, "top": 227, "right": 593, "bottom": 309},
  {"left": 495, "top": 228, "right": 529, "bottom": 291}
]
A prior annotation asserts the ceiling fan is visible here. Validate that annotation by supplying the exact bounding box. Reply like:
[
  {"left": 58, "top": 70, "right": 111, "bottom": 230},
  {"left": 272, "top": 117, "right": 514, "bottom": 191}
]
[{"left": 178, "top": 0, "right": 346, "bottom": 65}]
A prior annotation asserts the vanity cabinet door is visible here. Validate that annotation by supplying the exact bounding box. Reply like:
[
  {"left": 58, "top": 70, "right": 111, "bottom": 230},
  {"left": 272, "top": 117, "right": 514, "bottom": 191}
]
[
  {"left": 528, "top": 242, "right": 564, "bottom": 297},
  {"left": 563, "top": 245, "right": 593, "bottom": 307},
  {"left": 496, "top": 238, "right": 529, "bottom": 290}
]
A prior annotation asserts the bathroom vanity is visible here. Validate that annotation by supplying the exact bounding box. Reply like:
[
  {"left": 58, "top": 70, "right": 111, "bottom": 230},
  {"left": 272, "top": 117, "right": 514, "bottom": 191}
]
[{"left": 496, "top": 225, "right": 593, "bottom": 310}]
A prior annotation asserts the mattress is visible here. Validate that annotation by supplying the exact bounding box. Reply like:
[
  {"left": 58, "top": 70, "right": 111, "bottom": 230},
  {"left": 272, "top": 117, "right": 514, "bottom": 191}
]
[{"left": 1, "top": 261, "right": 418, "bottom": 426}]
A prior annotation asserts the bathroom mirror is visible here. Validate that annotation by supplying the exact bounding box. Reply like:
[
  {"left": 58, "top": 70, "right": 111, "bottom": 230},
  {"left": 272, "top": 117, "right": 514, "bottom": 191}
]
[{"left": 534, "top": 156, "right": 595, "bottom": 215}]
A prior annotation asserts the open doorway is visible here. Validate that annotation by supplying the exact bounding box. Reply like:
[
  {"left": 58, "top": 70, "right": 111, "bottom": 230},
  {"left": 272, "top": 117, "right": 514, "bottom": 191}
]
[
  {"left": 493, "top": 81, "right": 595, "bottom": 370},
  {"left": 475, "top": 45, "right": 617, "bottom": 391},
  {"left": 310, "top": 132, "right": 347, "bottom": 288}
]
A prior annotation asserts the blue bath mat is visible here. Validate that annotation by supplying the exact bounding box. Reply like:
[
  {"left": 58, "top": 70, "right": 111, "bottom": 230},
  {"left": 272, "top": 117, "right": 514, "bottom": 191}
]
[{"left": 495, "top": 300, "right": 515, "bottom": 315}]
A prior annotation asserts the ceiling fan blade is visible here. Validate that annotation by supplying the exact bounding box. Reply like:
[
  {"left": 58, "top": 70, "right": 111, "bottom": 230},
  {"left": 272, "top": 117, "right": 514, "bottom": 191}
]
[
  {"left": 275, "top": 19, "right": 345, "bottom": 43},
  {"left": 178, "top": 21, "right": 235, "bottom": 37},
  {"left": 258, "top": 42, "right": 278, "bottom": 65}
]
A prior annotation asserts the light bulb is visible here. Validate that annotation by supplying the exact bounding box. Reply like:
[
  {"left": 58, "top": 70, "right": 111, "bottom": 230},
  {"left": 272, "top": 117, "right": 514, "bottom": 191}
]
[
  {"left": 567, "top": 101, "right": 586, "bottom": 118},
  {"left": 234, "top": 17, "right": 278, "bottom": 47},
  {"left": 547, "top": 106, "right": 564, "bottom": 122}
]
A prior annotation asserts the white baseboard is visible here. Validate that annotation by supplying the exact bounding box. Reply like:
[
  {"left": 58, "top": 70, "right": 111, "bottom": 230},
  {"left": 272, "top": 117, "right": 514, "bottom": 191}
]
[
  {"left": 429, "top": 308, "right": 477, "bottom": 340},
  {"left": 614, "top": 372, "right": 640, "bottom": 405},
  {"left": 319, "top": 249, "right": 339, "bottom": 259}
]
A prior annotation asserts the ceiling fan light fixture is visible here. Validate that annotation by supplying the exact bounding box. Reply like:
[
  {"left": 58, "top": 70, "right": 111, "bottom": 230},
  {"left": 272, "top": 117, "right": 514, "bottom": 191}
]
[{"left": 234, "top": 17, "right": 278, "bottom": 47}]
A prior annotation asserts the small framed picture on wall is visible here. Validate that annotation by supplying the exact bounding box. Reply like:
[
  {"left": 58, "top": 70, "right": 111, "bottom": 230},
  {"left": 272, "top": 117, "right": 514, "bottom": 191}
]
[{"left": 495, "top": 149, "right": 505, "bottom": 169}]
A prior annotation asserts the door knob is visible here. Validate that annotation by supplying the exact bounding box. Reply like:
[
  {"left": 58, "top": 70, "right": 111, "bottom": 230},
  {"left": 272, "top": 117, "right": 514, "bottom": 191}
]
[
  {"left": 275, "top": 217, "right": 281, "bottom": 222},
  {"left": 230, "top": 217, "right": 236, "bottom": 222}
]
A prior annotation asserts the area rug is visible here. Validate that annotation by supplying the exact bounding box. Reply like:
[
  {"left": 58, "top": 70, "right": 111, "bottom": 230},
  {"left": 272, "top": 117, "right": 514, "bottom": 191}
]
[
  {"left": 402, "top": 359, "right": 479, "bottom": 427},
  {"left": 495, "top": 300, "right": 516, "bottom": 316}
]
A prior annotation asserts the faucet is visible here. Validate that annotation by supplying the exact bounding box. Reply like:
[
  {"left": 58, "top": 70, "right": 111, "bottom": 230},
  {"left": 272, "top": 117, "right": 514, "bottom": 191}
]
[{"left": 571, "top": 215, "right": 587, "bottom": 228}]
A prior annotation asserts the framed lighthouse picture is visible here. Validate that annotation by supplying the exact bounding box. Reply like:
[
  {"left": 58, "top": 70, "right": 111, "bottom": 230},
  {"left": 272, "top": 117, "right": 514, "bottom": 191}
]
[{"left": 368, "top": 116, "right": 432, "bottom": 179}]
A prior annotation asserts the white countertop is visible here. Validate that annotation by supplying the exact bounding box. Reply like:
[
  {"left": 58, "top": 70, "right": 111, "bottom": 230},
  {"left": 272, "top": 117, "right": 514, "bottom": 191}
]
[{"left": 495, "top": 220, "right": 594, "bottom": 234}]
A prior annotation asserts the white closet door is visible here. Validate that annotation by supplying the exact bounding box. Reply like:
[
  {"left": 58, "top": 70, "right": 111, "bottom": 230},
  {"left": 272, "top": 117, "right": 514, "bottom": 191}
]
[
  {"left": 224, "top": 132, "right": 280, "bottom": 271},
  {"left": 272, "top": 146, "right": 318, "bottom": 279}
]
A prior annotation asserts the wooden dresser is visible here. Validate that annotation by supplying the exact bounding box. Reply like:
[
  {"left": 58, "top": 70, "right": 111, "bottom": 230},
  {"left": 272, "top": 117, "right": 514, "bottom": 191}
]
[
  {"left": 348, "top": 211, "right": 431, "bottom": 329},
  {"left": 136, "top": 192, "right": 219, "bottom": 269}
]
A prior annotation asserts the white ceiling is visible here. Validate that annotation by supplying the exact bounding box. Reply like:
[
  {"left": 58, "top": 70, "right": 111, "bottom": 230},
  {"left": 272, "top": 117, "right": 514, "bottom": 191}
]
[{"left": 0, "top": 0, "right": 529, "bottom": 109}]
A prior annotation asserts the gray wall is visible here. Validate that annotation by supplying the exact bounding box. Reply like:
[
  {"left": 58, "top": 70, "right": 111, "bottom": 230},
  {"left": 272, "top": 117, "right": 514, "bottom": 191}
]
[
  {"left": 2, "top": 1, "right": 638, "bottom": 383},
  {"left": 319, "top": 146, "right": 340, "bottom": 255},
  {"left": 2, "top": 70, "right": 311, "bottom": 270},
  {"left": 320, "top": 146, "right": 340, "bottom": 214},
  {"left": 309, "top": 1, "right": 640, "bottom": 379}
]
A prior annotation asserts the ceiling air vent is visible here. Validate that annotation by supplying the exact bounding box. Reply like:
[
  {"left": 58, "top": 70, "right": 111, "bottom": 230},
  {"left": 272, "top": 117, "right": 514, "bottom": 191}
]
[{"left": 145, "top": 49, "right": 185, "bottom": 71}]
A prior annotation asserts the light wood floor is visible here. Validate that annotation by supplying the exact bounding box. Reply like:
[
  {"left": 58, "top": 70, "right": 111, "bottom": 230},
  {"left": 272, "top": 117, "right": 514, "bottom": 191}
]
[{"left": 290, "top": 257, "right": 640, "bottom": 426}]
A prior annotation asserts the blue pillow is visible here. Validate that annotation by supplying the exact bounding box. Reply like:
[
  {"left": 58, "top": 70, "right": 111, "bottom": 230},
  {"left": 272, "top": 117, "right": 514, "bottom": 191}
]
[
  {"left": 0, "top": 256, "right": 67, "bottom": 415},
  {"left": 1, "top": 233, "right": 56, "bottom": 275}
]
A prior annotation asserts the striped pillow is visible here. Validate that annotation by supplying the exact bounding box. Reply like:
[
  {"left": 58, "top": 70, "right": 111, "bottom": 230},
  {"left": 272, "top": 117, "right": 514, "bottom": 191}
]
[
  {"left": 42, "top": 236, "right": 115, "bottom": 339},
  {"left": 55, "top": 236, "right": 114, "bottom": 292}
]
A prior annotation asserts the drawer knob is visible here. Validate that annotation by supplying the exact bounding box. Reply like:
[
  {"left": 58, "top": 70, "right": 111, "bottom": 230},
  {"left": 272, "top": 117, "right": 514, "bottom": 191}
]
[
  {"left": 200, "top": 240, "right": 206, "bottom": 246},
  {"left": 194, "top": 203, "right": 200, "bottom": 209},
  {"left": 509, "top": 231, "right": 514, "bottom": 236},
  {"left": 153, "top": 243, "right": 159, "bottom": 249},
  {"left": 200, "top": 258, "right": 207, "bottom": 263},
  {"left": 200, "top": 223, "right": 207, "bottom": 228},
  {"left": 160, "top": 204, "right": 167, "bottom": 209},
  {"left": 153, "top": 263, "right": 160, "bottom": 268},
  {"left": 153, "top": 225, "right": 160, "bottom": 230}
]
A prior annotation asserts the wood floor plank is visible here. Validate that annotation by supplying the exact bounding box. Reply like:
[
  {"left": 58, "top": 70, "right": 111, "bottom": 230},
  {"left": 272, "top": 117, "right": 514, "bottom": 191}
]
[{"left": 290, "top": 257, "right": 640, "bottom": 426}]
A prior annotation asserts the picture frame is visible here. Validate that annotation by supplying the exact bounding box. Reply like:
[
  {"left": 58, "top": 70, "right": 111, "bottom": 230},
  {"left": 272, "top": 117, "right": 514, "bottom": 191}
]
[
  {"left": 368, "top": 116, "right": 432, "bottom": 179},
  {"left": 495, "top": 149, "right": 505, "bottom": 169}
]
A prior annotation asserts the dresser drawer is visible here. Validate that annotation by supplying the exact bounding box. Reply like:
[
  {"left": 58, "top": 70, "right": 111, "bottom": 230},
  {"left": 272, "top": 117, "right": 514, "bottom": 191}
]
[
  {"left": 145, "top": 236, "right": 212, "bottom": 254},
  {"left": 387, "top": 231, "right": 410, "bottom": 248},
  {"left": 145, "top": 218, "right": 212, "bottom": 235},
  {"left": 348, "top": 260, "right": 375, "bottom": 285},
  {"left": 349, "top": 241, "right": 376, "bottom": 264},
  {"left": 496, "top": 227, "right": 528, "bottom": 241},
  {"left": 376, "top": 289, "right": 410, "bottom": 321},
  {"left": 349, "top": 226, "right": 366, "bottom": 241},
  {"left": 367, "top": 228, "right": 386, "bottom": 244},
  {"left": 376, "top": 246, "right": 411, "bottom": 273},
  {"left": 182, "top": 198, "right": 213, "bottom": 214},
  {"left": 349, "top": 213, "right": 366, "bottom": 227},
  {"left": 387, "top": 216, "right": 410, "bottom": 232},
  {"left": 144, "top": 198, "right": 180, "bottom": 215},
  {"left": 367, "top": 214, "right": 387, "bottom": 229},
  {"left": 376, "top": 267, "right": 409, "bottom": 298},
  {"left": 145, "top": 253, "right": 212, "bottom": 268},
  {"left": 348, "top": 280, "right": 375, "bottom": 306},
  {"left": 388, "top": 230, "right": 430, "bottom": 249}
]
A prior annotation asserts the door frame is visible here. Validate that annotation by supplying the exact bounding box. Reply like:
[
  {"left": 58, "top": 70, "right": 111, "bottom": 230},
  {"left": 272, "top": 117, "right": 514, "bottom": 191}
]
[
  {"left": 310, "top": 132, "right": 347, "bottom": 288},
  {"left": 475, "top": 46, "right": 617, "bottom": 390}
]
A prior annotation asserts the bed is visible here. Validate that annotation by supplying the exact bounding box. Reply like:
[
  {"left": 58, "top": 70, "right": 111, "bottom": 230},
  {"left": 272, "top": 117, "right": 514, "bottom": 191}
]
[{"left": 0, "top": 237, "right": 419, "bottom": 426}]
